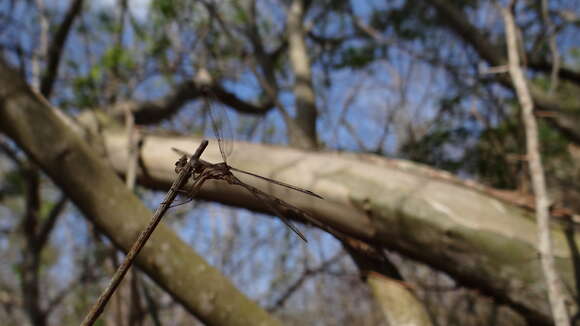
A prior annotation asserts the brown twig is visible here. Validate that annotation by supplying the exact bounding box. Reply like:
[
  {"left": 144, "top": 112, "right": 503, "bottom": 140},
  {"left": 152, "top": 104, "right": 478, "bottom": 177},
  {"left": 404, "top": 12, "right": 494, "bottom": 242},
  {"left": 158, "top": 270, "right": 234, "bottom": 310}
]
[
  {"left": 267, "top": 251, "right": 345, "bottom": 311},
  {"left": 80, "top": 140, "right": 209, "bottom": 326}
]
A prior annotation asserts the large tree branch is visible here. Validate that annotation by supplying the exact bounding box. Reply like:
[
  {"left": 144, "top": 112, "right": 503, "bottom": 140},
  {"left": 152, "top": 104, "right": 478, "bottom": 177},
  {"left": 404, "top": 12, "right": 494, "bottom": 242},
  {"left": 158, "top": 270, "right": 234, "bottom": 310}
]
[
  {"left": 102, "top": 130, "right": 580, "bottom": 326},
  {"left": 0, "top": 59, "right": 282, "bottom": 326},
  {"left": 342, "top": 238, "right": 433, "bottom": 326}
]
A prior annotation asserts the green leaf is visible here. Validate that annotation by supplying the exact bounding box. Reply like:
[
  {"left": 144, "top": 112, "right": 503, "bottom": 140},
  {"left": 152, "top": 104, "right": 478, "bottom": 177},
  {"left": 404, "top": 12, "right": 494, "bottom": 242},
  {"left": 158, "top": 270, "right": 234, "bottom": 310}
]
[
  {"left": 102, "top": 46, "right": 136, "bottom": 70},
  {"left": 149, "top": 35, "right": 171, "bottom": 57},
  {"left": 152, "top": 0, "right": 181, "bottom": 19},
  {"left": 334, "top": 45, "right": 378, "bottom": 69}
]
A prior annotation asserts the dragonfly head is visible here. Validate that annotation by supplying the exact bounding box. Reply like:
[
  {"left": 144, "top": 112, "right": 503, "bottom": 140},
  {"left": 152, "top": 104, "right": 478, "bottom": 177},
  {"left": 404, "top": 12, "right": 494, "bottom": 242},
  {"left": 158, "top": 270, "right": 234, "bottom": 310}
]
[{"left": 174, "top": 155, "right": 188, "bottom": 174}]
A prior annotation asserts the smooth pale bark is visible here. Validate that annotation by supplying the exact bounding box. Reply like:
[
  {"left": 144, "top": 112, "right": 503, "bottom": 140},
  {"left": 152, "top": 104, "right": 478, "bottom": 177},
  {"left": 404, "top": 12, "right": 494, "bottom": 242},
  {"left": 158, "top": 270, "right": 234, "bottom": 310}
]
[
  {"left": 342, "top": 237, "right": 433, "bottom": 326},
  {"left": 102, "top": 131, "right": 577, "bottom": 326},
  {"left": 0, "top": 60, "right": 283, "bottom": 326},
  {"left": 368, "top": 274, "right": 433, "bottom": 326}
]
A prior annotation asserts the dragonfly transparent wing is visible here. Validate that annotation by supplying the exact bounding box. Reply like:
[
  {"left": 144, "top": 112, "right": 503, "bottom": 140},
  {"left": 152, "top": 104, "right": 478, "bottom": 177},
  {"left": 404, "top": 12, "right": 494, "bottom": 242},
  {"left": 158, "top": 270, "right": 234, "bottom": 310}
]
[
  {"left": 228, "top": 176, "right": 308, "bottom": 242},
  {"left": 202, "top": 87, "right": 234, "bottom": 163},
  {"left": 229, "top": 166, "right": 323, "bottom": 199}
]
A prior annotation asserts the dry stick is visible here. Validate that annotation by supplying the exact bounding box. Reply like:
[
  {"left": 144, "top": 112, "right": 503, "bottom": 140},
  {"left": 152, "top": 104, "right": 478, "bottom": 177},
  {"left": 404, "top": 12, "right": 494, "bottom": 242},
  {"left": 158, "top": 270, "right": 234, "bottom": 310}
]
[
  {"left": 501, "top": 5, "right": 570, "bottom": 326},
  {"left": 80, "top": 140, "right": 209, "bottom": 326}
]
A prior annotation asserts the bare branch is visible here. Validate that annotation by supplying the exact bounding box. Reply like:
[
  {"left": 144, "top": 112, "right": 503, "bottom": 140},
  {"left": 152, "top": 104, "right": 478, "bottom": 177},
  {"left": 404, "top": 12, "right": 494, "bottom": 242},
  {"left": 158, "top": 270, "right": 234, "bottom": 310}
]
[
  {"left": 287, "top": 0, "right": 319, "bottom": 149},
  {"left": 502, "top": 4, "right": 570, "bottom": 325},
  {"left": 36, "top": 194, "right": 67, "bottom": 249},
  {"left": 425, "top": 0, "right": 580, "bottom": 85},
  {"left": 40, "top": 0, "right": 84, "bottom": 98},
  {"left": 81, "top": 140, "right": 209, "bottom": 326},
  {"left": 268, "top": 251, "right": 345, "bottom": 311},
  {"left": 422, "top": 0, "right": 580, "bottom": 146},
  {"left": 109, "top": 81, "right": 274, "bottom": 125}
]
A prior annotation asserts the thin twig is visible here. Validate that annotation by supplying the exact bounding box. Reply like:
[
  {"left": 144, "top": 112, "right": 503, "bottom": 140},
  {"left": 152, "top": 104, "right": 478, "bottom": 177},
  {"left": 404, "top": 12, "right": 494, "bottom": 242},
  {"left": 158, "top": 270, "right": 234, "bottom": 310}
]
[
  {"left": 267, "top": 251, "right": 345, "bottom": 311},
  {"left": 541, "top": 0, "right": 560, "bottom": 94},
  {"left": 80, "top": 140, "right": 209, "bottom": 326},
  {"left": 37, "top": 193, "right": 67, "bottom": 249},
  {"left": 501, "top": 4, "right": 570, "bottom": 325},
  {"left": 40, "top": 0, "right": 84, "bottom": 98}
]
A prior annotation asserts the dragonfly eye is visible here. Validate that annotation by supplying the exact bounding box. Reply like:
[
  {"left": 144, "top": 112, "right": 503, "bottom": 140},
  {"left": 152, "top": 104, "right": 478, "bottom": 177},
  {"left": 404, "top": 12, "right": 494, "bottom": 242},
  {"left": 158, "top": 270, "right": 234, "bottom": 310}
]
[{"left": 174, "top": 156, "right": 188, "bottom": 173}]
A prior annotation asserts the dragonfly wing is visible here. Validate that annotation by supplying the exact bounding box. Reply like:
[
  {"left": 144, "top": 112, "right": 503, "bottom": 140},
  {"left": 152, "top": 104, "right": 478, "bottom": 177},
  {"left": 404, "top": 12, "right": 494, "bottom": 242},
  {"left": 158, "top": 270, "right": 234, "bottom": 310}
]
[
  {"left": 204, "top": 92, "right": 234, "bottom": 163},
  {"left": 229, "top": 166, "right": 323, "bottom": 199},
  {"left": 229, "top": 177, "right": 308, "bottom": 242},
  {"left": 262, "top": 198, "right": 308, "bottom": 243}
]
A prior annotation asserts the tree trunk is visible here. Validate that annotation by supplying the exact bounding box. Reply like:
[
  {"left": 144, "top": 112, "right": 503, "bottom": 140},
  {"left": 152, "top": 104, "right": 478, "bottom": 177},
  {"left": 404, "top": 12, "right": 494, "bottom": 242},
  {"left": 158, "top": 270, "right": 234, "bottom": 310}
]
[{"left": 0, "top": 58, "right": 283, "bottom": 326}]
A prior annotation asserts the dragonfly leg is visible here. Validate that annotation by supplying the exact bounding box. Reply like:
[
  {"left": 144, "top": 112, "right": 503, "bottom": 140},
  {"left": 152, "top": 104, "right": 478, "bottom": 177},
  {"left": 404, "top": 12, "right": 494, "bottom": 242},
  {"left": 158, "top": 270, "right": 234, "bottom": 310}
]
[
  {"left": 186, "top": 171, "right": 212, "bottom": 198},
  {"left": 168, "top": 197, "right": 194, "bottom": 208},
  {"left": 227, "top": 175, "right": 308, "bottom": 242},
  {"left": 169, "top": 173, "right": 209, "bottom": 208}
]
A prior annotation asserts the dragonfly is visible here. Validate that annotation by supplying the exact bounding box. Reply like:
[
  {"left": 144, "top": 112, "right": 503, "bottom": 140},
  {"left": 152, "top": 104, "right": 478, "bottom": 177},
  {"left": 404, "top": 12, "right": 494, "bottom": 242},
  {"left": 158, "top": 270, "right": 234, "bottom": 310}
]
[{"left": 172, "top": 88, "right": 323, "bottom": 242}]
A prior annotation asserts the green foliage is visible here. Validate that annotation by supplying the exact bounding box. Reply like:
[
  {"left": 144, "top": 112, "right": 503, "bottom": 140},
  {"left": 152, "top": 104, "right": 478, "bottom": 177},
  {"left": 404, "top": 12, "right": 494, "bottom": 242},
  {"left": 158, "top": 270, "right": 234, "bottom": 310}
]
[
  {"left": 465, "top": 122, "right": 523, "bottom": 189},
  {"left": 465, "top": 113, "right": 571, "bottom": 189},
  {"left": 102, "top": 45, "right": 136, "bottom": 72},
  {"left": 71, "top": 66, "right": 101, "bottom": 108},
  {"left": 150, "top": 0, "right": 194, "bottom": 24},
  {"left": 38, "top": 200, "right": 58, "bottom": 222},
  {"left": 0, "top": 169, "right": 25, "bottom": 198},
  {"left": 380, "top": 2, "right": 437, "bottom": 41},
  {"left": 151, "top": 0, "right": 181, "bottom": 20},
  {"left": 334, "top": 44, "right": 383, "bottom": 69},
  {"left": 149, "top": 34, "right": 171, "bottom": 58},
  {"left": 369, "top": 0, "right": 478, "bottom": 42},
  {"left": 68, "top": 44, "right": 137, "bottom": 108},
  {"left": 40, "top": 246, "right": 59, "bottom": 269},
  {"left": 397, "top": 92, "right": 571, "bottom": 190},
  {"left": 96, "top": 10, "right": 115, "bottom": 29},
  {"left": 233, "top": 5, "right": 250, "bottom": 24},
  {"left": 400, "top": 127, "right": 471, "bottom": 172},
  {"left": 570, "top": 47, "right": 580, "bottom": 65},
  {"left": 538, "top": 119, "right": 569, "bottom": 158}
]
